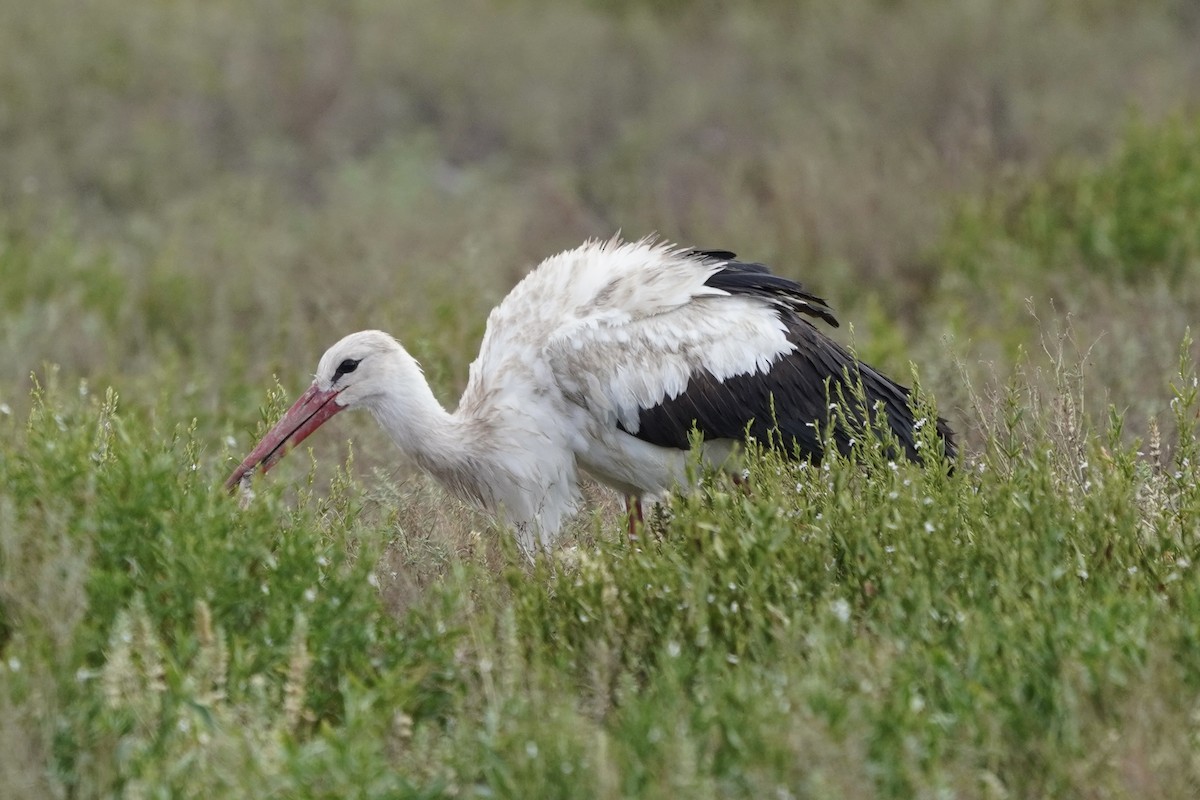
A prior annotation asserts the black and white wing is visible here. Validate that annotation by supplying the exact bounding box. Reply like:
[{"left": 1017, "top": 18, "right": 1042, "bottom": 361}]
[{"left": 546, "top": 246, "right": 954, "bottom": 463}]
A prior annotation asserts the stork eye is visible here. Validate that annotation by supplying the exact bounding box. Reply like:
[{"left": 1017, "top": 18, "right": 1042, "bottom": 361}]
[{"left": 334, "top": 358, "right": 361, "bottom": 379}]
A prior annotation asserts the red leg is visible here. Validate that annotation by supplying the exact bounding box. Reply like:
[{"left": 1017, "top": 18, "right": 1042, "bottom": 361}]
[{"left": 625, "top": 495, "right": 644, "bottom": 541}]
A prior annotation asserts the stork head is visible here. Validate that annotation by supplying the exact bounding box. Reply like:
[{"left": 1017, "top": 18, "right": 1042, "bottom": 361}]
[{"left": 223, "top": 330, "right": 405, "bottom": 492}]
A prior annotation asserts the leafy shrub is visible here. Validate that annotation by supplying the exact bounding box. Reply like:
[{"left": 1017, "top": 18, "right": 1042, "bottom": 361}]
[
  {"left": 942, "top": 114, "right": 1200, "bottom": 284},
  {"left": 0, "top": 379, "right": 467, "bottom": 796}
]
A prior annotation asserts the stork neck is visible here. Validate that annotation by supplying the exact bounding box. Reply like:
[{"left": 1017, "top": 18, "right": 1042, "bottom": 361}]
[
  {"left": 368, "top": 376, "right": 462, "bottom": 461},
  {"left": 372, "top": 382, "right": 500, "bottom": 509}
]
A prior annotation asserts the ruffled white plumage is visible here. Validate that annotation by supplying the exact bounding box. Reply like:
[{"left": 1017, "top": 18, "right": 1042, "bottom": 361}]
[
  {"left": 451, "top": 237, "right": 797, "bottom": 543},
  {"left": 228, "top": 236, "right": 953, "bottom": 554}
]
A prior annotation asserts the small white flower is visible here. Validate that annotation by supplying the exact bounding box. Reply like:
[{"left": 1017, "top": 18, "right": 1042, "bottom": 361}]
[{"left": 830, "top": 598, "right": 851, "bottom": 623}]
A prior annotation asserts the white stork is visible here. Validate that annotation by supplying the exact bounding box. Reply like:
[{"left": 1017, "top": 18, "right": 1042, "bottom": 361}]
[{"left": 225, "top": 237, "right": 954, "bottom": 553}]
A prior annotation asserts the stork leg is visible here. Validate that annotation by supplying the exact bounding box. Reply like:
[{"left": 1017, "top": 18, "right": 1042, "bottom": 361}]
[{"left": 625, "top": 495, "right": 644, "bottom": 542}]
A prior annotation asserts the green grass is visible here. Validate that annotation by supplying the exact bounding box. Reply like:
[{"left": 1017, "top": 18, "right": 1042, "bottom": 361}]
[
  {"left": 3, "top": 345, "right": 1200, "bottom": 797},
  {"left": 941, "top": 113, "right": 1200, "bottom": 286},
  {"left": 5, "top": 0, "right": 1200, "bottom": 796}
]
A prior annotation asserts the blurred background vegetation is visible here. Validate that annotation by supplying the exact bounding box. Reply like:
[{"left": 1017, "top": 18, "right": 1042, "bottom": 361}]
[{"left": 1, "top": 0, "right": 1198, "bottom": 453}]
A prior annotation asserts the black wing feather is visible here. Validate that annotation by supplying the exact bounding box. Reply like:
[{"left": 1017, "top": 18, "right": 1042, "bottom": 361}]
[
  {"left": 690, "top": 250, "right": 839, "bottom": 327},
  {"left": 623, "top": 251, "right": 956, "bottom": 462}
]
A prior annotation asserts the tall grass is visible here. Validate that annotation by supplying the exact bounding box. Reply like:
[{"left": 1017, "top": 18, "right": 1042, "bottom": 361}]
[{"left": 3, "top": 342, "right": 1199, "bottom": 797}]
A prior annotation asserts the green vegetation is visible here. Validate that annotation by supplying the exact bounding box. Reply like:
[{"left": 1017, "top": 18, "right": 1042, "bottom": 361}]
[
  {"left": 5, "top": 342, "right": 1200, "bottom": 797},
  {"left": 4, "top": 0, "right": 1200, "bottom": 796},
  {"left": 943, "top": 114, "right": 1200, "bottom": 285}
]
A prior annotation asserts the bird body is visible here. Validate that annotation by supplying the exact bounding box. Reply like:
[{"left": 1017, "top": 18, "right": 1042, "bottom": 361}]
[{"left": 226, "top": 237, "right": 954, "bottom": 552}]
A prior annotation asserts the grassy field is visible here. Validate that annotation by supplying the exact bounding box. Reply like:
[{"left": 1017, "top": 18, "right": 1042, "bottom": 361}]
[{"left": 3, "top": 0, "right": 1200, "bottom": 796}]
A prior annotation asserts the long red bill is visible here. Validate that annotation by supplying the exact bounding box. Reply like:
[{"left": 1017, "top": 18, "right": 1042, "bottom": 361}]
[{"left": 224, "top": 383, "right": 347, "bottom": 492}]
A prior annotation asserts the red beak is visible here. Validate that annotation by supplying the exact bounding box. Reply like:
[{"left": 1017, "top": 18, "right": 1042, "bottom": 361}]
[{"left": 224, "top": 383, "right": 347, "bottom": 492}]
